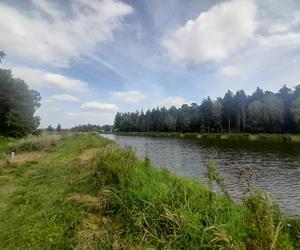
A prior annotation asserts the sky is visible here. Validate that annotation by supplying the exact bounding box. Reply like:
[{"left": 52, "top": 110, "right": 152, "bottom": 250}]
[{"left": 1, "top": 0, "right": 300, "bottom": 128}]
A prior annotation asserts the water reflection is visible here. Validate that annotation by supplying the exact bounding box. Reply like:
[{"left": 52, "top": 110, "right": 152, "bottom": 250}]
[{"left": 102, "top": 134, "right": 300, "bottom": 217}]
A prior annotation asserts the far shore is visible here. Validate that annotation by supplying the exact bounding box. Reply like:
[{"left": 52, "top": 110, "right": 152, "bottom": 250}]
[{"left": 114, "top": 131, "right": 300, "bottom": 143}]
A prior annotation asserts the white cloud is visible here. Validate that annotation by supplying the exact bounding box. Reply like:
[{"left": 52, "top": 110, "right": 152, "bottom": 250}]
[
  {"left": 162, "top": 0, "right": 256, "bottom": 64},
  {"left": 267, "top": 11, "right": 300, "bottom": 34},
  {"left": 81, "top": 101, "right": 118, "bottom": 113},
  {"left": 161, "top": 96, "right": 190, "bottom": 108},
  {"left": 66, "top": 112, "right": 79, "bottom": 117},
  {"left": 258, "top": 33, "right": 300, "bottom": 47},
  {"left": 218, "top": 65, "right": 242, "bottom": 77},
  {"left": 48, "top": 94, "right": 79, "bottom": 102},
  {"left": 11, "top": 66, "right": 88, "bottom": 93},
  {"left": 0, "top": 0, "right": 133, "bottom": 67},
  {"left": 111, "top": 90, "right": 145, "bottom": 103}
]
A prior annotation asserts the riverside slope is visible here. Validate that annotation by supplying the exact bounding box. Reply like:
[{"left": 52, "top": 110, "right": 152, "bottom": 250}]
[{"left": 0, "top": 133, "right": 299, "bottom": 249}]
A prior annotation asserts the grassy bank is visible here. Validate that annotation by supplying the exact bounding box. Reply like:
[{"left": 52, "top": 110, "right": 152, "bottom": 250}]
[
  {"left": 115, "top": 131, "right": 300, "bottom": 143},
  {"left": 0, "top": 133, "right": 299, "bottom": 249}
]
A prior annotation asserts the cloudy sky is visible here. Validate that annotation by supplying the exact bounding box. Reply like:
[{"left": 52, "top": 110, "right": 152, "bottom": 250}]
[{"left": 1, "top": 0, "right": 300, "bottom": 128}]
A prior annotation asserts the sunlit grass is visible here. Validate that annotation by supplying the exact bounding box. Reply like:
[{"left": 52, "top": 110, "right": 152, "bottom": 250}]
[
  {"left": 0, "top": 133, "right": 299, "bottom": 249},
  {"left": 91, "top": 143, "right": 299, "bottom": 249}
]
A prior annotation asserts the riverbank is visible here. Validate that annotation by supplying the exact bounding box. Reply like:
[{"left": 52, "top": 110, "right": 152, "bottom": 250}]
[
  {"left": 0, "top": 133, "right": 299, "bottom": 249},
  {"left": 115, "top": 132, "right": 300, "bottom": 143}
]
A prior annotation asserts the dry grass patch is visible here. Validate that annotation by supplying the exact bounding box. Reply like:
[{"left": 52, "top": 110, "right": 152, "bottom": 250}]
[
  {"left": 75, "top": 213, "right": 140, "bottom": 250},
  {"left": 9, "top": 152, "right": 45, "bottom": 165},
  {"left": 0, "top": 155, "right": 10, "bottom": 168},
  {"left": 290, "top": 135, "right": 300, "bottom": 142},
  {"left": 79, "top": 149, "right": 98, "bottom": 163},
  {"left": 74, "top": 214, "right": 104, "bottom": 250},
  {"left": 69, "top": 194, "right": 99, "bottom": 204},
  {"left": 74, "top": 214, "right": 113, "bottom": 250},
  {"left": 220, "top": 134, "right": 229, "bottom": 139},
  {"left": 248, "top": 134, "right": 257, "bottom": 141}
]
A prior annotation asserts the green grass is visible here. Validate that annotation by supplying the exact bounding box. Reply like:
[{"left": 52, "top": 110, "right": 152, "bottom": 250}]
[
  {"left": 0, "top": 133, "right": 299, "bottom": 249},
  {"left": 0, "top": 136, "right": 13, "bottom": 153},
  {"left": 0, "top": 133, "right": 109, "bottom": 249},
  {"left": 92, "top": 143, "right": 299, "bottom": 249}
]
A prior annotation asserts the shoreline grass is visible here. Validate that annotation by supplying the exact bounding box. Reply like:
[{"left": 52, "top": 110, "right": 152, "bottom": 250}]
[
  {"left": 115, "top": 131, "right": 300, "bottom": 143},
  {"left": 0, "top": 133, "right": 299, "bottom": 249}
]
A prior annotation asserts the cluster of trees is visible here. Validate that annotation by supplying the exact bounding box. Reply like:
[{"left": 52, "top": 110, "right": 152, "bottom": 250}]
[
  {"left": 0, "top": 52, "right": 41, "bottom": 137},
  {"left": 114, "top": 85, "right": 300, "bottom": 134},
  {"left": 46, "top": 124, "right": 62, "bottom": 132},
  {"left": 70, "top": 124, "right": 113, "bottom": 133}
]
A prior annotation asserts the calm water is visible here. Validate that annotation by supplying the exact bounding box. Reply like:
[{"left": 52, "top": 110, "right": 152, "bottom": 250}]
[{"left": 102, "top": 134, "right": 300, "bottom": 217}]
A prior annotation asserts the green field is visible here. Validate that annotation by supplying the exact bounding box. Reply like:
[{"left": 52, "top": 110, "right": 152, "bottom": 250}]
[{"left": 0, "top": 133, "right": 299, "bottom": 249}]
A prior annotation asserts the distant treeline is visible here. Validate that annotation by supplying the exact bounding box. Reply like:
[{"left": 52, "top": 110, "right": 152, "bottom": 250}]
[
  {"left": 114, "top": 85, "right": 300, "bottom": 133},
  {"left": 70, "top": 124, "right": 113, "bottom": 133},
  {"left": 0, "top": 51, "right": 41, "bottom": 137}
]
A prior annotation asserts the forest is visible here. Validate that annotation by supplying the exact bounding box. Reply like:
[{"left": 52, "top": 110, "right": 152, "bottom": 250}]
[
  {"left": 114, "top": 85, "right": 300, "bottom": 133},
  {"left": 0, "top": 52, "right": 41, "bottom": 137}
]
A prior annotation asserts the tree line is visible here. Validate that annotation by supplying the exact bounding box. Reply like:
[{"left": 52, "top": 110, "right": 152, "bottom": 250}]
[
  {"left": 0, "top": 52, "right": 41, "bottom": 137},
  {"left": 114, "top": 85, "right": 300, "bottom": 134},
  {"left": 70, "top": 124, "right": 113, "bottom": 133}
]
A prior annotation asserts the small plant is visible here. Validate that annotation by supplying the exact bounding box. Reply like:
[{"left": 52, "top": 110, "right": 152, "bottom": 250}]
[
  {"left": 205, "top": 160, "right": 230, "bottom": 198},
  {"left": 243, "top": 190, "right": 285, "bottom": 249},
  {"left": 236, "top": 166, "right": 258, "bottom": 196},
  {"left": 144, "top": 143, "right": 150, "bottom": 167}
]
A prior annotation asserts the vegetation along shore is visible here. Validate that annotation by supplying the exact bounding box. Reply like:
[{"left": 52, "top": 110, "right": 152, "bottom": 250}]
[
  {"left": 115, "top": 132, "right": 300, "bottom": 143},
  {"left": 0, "top": 133, "right": 299, "bottom": 249}
]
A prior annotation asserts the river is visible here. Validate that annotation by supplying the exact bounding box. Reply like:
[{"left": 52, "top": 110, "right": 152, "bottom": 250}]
[{"left": 101, "top": 134, "right": 300, "bottom": 217}]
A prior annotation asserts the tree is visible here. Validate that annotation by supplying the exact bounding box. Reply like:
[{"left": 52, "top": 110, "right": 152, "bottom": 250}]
[
  {"left": 249, "top": 87, "right": 264, "bottom": 103},
  {"left": 47, "top": 125, "right": 54, "bottom": 132},
  {"left": 263, "top": 93, "right": 284, "bottom": 132},
  {"left": 0, "top": 51, "right": 5, "bottom": 63},
  {"left": 277, "top": 85, "right": 293, "bottom": 132},
  {"left": 56, "top": 124, "right": 62, "bottom": 132},
  {"left": 235, "top": 90, "right": 247, "bottom": 133},
  {"left": 222, "top": 90, "right": 234, "bottom": 132},
  {"left": 200, "top": 97, "right": 213, "bottom": 133},
  {"left": 101, "top": 124, "right": 112, "bottom": 133},
  {"left": 291, "top": 97, "right": 300, "bottom": 129},
  {"left": 113, "top": 85, "right": 300, "bottom": 134},
  {"left": 164, "top": 114, "right": 177, "bottom": 131},
  {"left": 0, "top": 68, "right": 41, "bottom": 137},
  {"left": 212, "top": 98, "right": 223, "bottom": 133},
  {"left": 247, "top": 100, "right": 263, "bottom": 132}
]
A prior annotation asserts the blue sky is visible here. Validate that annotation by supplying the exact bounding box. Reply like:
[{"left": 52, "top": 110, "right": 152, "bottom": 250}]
[{"left": 1, "top": 0, "right": 300, "bottom": 128}]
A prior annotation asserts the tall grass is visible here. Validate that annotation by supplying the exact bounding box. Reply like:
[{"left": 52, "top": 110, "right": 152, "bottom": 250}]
[
  {"left": 90, "top": 142, "right": 298, "bottom": 249},
  {"left": 8, "top": 134, "right": 62, "bottom": 153}
]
